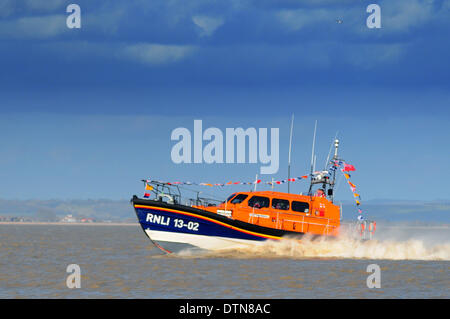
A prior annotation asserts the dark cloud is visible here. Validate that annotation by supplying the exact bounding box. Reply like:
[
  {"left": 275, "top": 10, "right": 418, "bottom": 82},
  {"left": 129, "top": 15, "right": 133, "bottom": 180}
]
[{"left": 1, "top": 0, "right": 449, "bottom": 87}]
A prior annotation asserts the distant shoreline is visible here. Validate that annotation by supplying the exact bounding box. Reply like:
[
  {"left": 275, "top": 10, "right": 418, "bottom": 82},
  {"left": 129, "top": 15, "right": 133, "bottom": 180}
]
[
  {"left": 0, "top": 221, "right": 448, "bottom": 230},
  {"left": 0, "top": 222, "right": 139, "bottom": 226}
]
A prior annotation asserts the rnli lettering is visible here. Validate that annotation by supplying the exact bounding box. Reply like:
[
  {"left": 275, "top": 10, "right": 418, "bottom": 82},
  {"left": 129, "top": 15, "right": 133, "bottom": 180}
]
[{"left": 145, "top": 213, "right": 170, "bottom": 226}]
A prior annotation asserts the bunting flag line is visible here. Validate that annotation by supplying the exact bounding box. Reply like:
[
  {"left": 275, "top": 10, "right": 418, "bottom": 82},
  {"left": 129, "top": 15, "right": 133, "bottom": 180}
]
[
  {"left": 144, "top": 175, "right": 310, "bottom": 188},
  {"left": 332, "top": 160, "right": 364, "bottom": 220},
  {"left": 143, "top": 159, "right": 363, "bottom": 221}
]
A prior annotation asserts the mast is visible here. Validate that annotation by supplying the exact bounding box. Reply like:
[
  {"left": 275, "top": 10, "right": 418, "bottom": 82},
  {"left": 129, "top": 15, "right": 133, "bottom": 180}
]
[
  {"left": 310, "top": 120, "right": 317, "bottom": 175},
  {"left": 324, "top": 131, "right": 339, "bottom": 170},
  {"left": 288, "top": 114, "right": 294, "bottom": 193},
  {"left": 330, "top": 139, "right": 340, "bottom": 202},
  {"left": 333, "top": 139, "right": 340, "bottom": 161},
  {"left": 308, "top": 120, "right": 318, "bottom": 195}
]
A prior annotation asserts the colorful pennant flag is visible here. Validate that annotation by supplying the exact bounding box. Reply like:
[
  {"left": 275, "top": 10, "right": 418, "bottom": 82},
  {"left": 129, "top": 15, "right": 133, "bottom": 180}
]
[{"left": 343, "top": 164, "right": 356, "bottom": 172}]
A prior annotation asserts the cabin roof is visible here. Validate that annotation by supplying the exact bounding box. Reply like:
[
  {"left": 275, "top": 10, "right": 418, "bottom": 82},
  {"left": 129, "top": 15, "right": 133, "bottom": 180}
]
[
  {"left": 227, "top": 190, "right": 336, "bottom": 206},
  {"left": 233, "top": 190, "right": 312, "bottom": 199}
]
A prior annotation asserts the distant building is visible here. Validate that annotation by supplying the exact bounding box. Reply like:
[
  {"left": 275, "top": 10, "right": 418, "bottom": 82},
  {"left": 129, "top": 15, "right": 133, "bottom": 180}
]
[
  {"left": 0, "top": 216, "right": 32, "bottom": 222},
  {"left": 61, "top": 214, "right": 77, "bottom": 223}
]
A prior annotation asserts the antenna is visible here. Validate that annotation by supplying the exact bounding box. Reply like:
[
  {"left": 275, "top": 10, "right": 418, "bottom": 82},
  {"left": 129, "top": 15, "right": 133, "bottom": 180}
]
[
  {"left": 313, "top": 154, "right": 317, "bottom": 172},
  {"left": 288, "top": 114, "right": 294, "bottom": 193},
  {"left": 308, "top": 120, "right": 318, "bottom": 195},
  {"left": 310, "top": 120, "right": 317, "bottom": 175}
]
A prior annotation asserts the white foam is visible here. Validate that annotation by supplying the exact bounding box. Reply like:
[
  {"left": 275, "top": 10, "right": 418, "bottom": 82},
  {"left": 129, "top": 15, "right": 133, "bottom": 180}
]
[{"left": 186, "top": 225, "right": 450, "bottom": 261}]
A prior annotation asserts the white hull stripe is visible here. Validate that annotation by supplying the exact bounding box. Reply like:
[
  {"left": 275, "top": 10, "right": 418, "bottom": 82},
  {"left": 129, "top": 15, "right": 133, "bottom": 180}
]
[{"left": 145, "top": 229, "right": 266, "bottom": 252}]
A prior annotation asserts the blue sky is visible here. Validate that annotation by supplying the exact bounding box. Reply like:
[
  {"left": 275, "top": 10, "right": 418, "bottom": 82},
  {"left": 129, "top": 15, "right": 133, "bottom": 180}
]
[{"left": 0, "top": 0, "right": 449, "bottom": 202}]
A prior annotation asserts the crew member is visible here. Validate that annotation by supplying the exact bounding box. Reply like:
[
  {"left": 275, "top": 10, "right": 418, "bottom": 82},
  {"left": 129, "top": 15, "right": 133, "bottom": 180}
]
[{"left": 315, "top": 188, "right": 326, "bottom": 198}]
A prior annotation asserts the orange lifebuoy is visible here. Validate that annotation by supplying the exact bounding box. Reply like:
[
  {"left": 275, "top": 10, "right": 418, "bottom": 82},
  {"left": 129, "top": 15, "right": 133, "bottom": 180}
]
[{"left": 360, "top": 222, "right": 365, "bottom": 235}]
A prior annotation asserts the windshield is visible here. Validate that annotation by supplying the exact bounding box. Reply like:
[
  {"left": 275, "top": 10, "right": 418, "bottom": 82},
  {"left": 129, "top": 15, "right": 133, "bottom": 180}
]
[
  {"left": 226, "top": 193, "right": 237, "bottom": 202},
  {"left": 230, "top": 194, "right": 248, "bottom": 204}
]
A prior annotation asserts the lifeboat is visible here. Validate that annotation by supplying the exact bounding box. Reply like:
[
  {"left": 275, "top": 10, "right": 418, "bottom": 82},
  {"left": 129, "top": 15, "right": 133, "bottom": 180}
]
[
  {"left": 132, "top": 189, "right": 341, "bottom": 253},
  {"left": 131, "top": 136, "right": 373, "bottom": 253}
]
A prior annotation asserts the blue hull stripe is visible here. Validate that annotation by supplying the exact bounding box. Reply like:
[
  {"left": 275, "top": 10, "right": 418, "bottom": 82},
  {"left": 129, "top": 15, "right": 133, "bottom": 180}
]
[{"left": 135, "top": 205, "right": 279, "bottom": 242}]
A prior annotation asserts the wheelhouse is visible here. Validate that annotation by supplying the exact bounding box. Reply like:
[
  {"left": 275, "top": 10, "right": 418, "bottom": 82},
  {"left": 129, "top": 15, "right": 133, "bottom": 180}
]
[
  {"left": 196, "top": 190, "right": 341, "bottom": 236},
  {"left": 220, "top": 191, "right": 337, "bottom": 218}
]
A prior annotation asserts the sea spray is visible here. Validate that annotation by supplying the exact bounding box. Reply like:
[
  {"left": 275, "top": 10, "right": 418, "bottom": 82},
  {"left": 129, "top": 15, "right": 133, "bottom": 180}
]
[{"left": 175, "top": 225, "right": 450, "bottom": 261}]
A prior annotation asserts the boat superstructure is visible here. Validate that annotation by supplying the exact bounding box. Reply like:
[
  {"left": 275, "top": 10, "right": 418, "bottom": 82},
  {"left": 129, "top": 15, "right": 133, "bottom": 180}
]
[{"left": 132, "top": 188, "right": 341, "bottom": 253}]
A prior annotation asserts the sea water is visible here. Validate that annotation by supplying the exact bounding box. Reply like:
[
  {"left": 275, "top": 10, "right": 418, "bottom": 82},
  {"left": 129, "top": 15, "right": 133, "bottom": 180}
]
[{"left": 0, "top": 223, "right": 448, "bottom": 298}]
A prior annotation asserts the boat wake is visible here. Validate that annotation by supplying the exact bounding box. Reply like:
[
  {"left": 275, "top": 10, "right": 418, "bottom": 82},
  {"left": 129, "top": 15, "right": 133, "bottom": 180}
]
[{"left": 175, "top": 226, "right": 450, "bottom": 261}]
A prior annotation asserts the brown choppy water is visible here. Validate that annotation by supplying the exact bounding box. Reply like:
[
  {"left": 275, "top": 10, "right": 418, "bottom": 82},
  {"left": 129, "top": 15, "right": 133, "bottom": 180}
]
[{"left": 0, "top": 224, "right": 448, "bottom": 298}]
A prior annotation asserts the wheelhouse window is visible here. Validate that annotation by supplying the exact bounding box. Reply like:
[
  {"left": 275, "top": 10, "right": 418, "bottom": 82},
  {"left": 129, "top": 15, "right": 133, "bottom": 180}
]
[
  {"left": 248, "top": 196, "right": 270, "bottom": 208},
  {"left": 272, "top": 198, "right": 289, "bottom": 210},
  {"left": 292, "top": 201, "right": 309, "bottom": 213},
  {"left": 226, "top": 193, "right": 237, "bottom": 202},
  {"left": 230, "top": 194, "right": 248, "bottom": 204}
]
